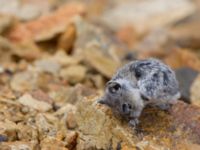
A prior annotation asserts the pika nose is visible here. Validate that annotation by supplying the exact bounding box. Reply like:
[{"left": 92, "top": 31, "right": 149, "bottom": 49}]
[{"left": 107, "top": 82, "right": 121, "bottom": 93}]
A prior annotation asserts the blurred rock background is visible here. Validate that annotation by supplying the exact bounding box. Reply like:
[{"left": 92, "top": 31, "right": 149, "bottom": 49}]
[{"left": 0, "top": 0, "right": 200, "bottom": 149}]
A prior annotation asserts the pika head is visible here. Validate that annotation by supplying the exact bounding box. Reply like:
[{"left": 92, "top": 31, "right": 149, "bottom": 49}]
[{"left": 99, "top": 79, "right": 144, "bottom": 126}]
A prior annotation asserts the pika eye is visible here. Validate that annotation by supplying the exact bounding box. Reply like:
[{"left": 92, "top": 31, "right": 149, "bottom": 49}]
[{"left": 107, "top": 82, "right": 121, "bottom": 94}]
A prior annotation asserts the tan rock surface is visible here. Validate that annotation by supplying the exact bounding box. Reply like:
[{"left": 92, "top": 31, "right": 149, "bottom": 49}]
[
  {"left": 75, "top": 96, "right": 200, "bottom": 150},
  {"left": 191, "top": 74, "right": 200, "bottom": 106}
]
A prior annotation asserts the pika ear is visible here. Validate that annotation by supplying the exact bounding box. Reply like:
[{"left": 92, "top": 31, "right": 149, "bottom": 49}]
[{"left": 106, "top": 81, "right": 121, "bottom": 94}]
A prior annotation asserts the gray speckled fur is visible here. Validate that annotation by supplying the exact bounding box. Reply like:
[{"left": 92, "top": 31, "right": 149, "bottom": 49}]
[{"left": 99, "top": 58, "right": 180, "bottom": 127}]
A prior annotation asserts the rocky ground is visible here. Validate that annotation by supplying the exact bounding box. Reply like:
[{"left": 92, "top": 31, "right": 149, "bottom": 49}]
[{"left": 0, "top": 0, "right": 200, "bottom": 149}]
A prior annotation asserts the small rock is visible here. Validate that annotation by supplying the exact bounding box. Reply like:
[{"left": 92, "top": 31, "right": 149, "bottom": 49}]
[
  {"left": 66, "top": 111, "right": 77, "bottom": 129},
  {"left": 10, "top": 71, "right": 38, "bottom": 92},
  {"left": 35, "top": 114, "right": 57, "bottom": 140},
  {"left": 65, "top": 131, "right": 78, "bottom": 150},
  {"left": 0, "top": 14, "right": 13, "bottom": 34},
  {"left": 30, "top": 90, "right": 53, "bottom": 105},
  {"left": 0, "top": 120, "right": 18, "bottom": 141},
  {"left": 84, "top": 42, "right": 119, "bottom": 78},
  {"left": 54, "top": 104, "right": 77, "bottom": 129},
  {"left": 0, "top": 141, "right": 36, "bottom": 150},
  {"left": 0, "top": 134, "right": 8, "bottom": 142},
  {"left": 34, "top": 59, "right": 61, "bottom": 75},
  {"left": 58, "top": 23, "right": 76, "bottom": 53},
  {"left": 88, "top": 74, "right": 105, "bottom": 89},
  {"left": 40, "top": 138, "right": 68, "bottom": 150},
  {"left": 191, "top": 74, "right": 200, "bottom": 106},
  {"left": 60, "top": 65, "right": 87, "bottom": 84},
  {"left": 17, "top": 123, "right": 38, "bottom": 141},
  {"left": 52, "top": 51, "right": 81, "bottom": 67},
  {"left": 18, "top": 93, "right": 52, "bottom": 112},
  {"left": 175, "top": 67, "right": 199, "bottom": 103},
  {"left": 14, "top": 41, "right": 42, "bottom": 61},
  {"left": 54, "top": 104, "right": 77, "bottom": 117}
]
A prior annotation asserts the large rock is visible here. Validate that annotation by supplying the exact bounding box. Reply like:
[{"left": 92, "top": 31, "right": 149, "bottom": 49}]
[
  {"left": 102, "top": 0, "right": 195, "bottom": 34},
  {"left": 7, "top": 2, "right": 85, "bottom": 42},
  {"left": 175, "top": 67, "right": 199, "bottom": 103},
  {"left": 75, "top": 96, "right": 200, "bottom": 149},
  {"left": 191, "top": 74, "right": 200, "bottom": 106},
  {"left": 75, "top": 96, "right": 136, "bottom": 150}
]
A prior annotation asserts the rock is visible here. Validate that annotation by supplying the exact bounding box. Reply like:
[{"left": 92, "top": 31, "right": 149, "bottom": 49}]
[
  {"left": 17, "top": 123, "right": 38, "bottom": 142},
  {"left": 16, "top": 3, "right": 41, "bottom": 21},
  {"left": 191, "top": 74, "right": 200, "bottom": 106},
  {"left": 66, "top": 111, "right": 77, "bottom": 130},
  {"left": 135, "top": 28, "right": 170, "bottom": 52},
  {"left": 54, "top": 103, "right": 77, "bottom": 129},
  {"left": 34, "top": 59, "right": 61, "bottom": 75},
  {"left": 87, "top": 74, "right": 105, "bottom": 89},
  {"left": 0, "top": 14, "right": 13, "bottom": 34},
  {"left": 0, "top": 141, "right": 36, "bottom": 150},
  {"left": 116, "top": 25, "right": 138, "bottom": 49},
  {"left": 0, "top": 135, "right": 8, "bottom": 142},
  {"left": 7, "top": 2, "right": 85, "bottom": 42},
  {"left": 18, "top": 93, "right": 52, "bottom": 112},
  {"left": 102, "top": 0, "right": 195, "bottom": 34},
  {"left": 10, "top": 71, "right": 38, "bottom": 92},
  {"left": 74, "top": 17, "right": 125, "bottom": 64},
  {"left": 54, "top": 104, "right": 77, "bottom": 117},
  {"left": 13, "top": 41, "right": 42, "bottom": 61},
  {"left": 30, "top": 90, "right": 53, "bottom": 105},
  {"left": 0, "top": 37, "right": 16, "bottom": 63},
  {"left": 170, "top": 19, "right": 200, "bottom": 49},
  {"left": 0, "top": 120, "right": 18, "bottom": 141},
  {"left": 170, "top": 101, "right": 200, "bottom": 141},
  {"left": 75, "top": 95, "right": 200, "bottom": 149},
  {"left": 164, "top": 48, "right": 200, "bottom": 71},
  {"left": 40, "top": 138, "right": 68, "bottom": 150},
  {"left": 35, "top": 113, "right": 57, "bottom": 140},
  {"left": 65, "top": 131, "right": 78, "bottom": 150},
  {"left": 49, "top": 84, "right": 96, "bottom": 107},
  {"left": 52, "top": 51, "right": 81, "bottom": 67},
  {"left": 59, "top": 65, "right": 87, "bottom": 84},
  {"left": 57, "top": 23, "right": 76, "bottom": 53},
  {"left": 175, "top": 67, "right": 199, "bottom": 103},
  {"left": 75, "top": 96, "right": 136, "bottom": 149},
  {"left": 0, "top": 0, "right": 45, "bottom": 21},
  {"left": 84, "top": 42, "right": 119, "bottom": 78}
]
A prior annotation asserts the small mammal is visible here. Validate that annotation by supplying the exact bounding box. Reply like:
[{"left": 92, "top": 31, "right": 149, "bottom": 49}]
[{"left": 99, "top": 58, "right": 180, "bottom": 127}]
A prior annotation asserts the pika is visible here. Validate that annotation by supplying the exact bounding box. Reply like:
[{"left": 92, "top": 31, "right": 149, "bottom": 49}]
[{"left": 99, "top": 58, "right": 180, "bottom": 127}]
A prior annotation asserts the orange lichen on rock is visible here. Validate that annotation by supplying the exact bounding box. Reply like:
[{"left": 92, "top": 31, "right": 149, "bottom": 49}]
[{"left": 7, "top": 2, "right": 85, "bottom": 42}]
